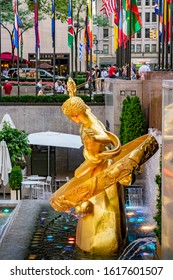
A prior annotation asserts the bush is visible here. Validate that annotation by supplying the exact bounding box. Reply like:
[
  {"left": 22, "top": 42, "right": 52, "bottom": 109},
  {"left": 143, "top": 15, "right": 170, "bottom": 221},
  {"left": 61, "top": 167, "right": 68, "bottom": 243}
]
[
  {"left": 119, "top": 96, "right": 146, "bottom": 145},
  {"left": 0, "top": 94, "right": 95, "bottom": 104},
  {"left": 9, "top": 166, "right": 23, "bottom": 190}
]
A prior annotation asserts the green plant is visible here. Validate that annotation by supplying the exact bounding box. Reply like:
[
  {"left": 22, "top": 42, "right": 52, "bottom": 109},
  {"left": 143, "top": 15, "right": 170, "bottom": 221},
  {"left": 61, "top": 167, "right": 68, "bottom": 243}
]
[
  {"left": 154, "top": 173, "right": 162, "bottom": 244},
  {"left": 0, "top": 123, "right": 32, "bottom": 167},
  {"left": 119, "top": 95, "right": 146, "bottom": 145},
  {"left": 9, "top": 166, "right": 23, "bottom": 190}
]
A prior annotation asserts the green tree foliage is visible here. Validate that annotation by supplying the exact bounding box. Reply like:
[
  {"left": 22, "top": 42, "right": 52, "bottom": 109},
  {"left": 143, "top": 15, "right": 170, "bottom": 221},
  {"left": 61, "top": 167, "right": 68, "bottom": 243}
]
[
  {"left": 119, "top": 95, "right": 146, "bottom": 145},
  {"left": 0, "top": 0, "right": 44, "bottom": 55},
  {"left": 154, "top": 173, "right": 162, "bottom": 244},
  {"left": 0, "top": 123, "right": 32, "bottom": 167},
  {"left": 9, "top": 165, "right": 23, "bottom": 190}
]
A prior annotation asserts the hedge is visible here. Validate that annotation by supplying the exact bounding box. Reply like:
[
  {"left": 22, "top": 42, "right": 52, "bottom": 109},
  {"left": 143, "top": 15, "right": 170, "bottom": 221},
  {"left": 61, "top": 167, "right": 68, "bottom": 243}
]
[{"left": 0, "top": 94, "right": 98, "bottom": 104}]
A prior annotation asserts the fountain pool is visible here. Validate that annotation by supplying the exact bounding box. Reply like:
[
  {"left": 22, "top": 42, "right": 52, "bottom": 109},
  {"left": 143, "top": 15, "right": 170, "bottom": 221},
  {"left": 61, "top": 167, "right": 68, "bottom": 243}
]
[{"left": 26, "top": 204, "right": 157, "bottom": 260}]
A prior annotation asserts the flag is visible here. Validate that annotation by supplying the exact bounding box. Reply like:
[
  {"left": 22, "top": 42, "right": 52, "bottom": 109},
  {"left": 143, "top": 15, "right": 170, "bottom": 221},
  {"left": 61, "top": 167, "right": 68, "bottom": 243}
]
[
  {"left": 13, "top": 0, "right": 20, "bottom": 49},
  {"left": 34, "top": 0, "right": 40, "bottom": 52},
  {"left": 84, "top": 15, "right": 90, "bottom": 52},
  {"left": 118, "top": 0, "right": 123, "bottom": 47},
  {"left": 154, "top": 0, "right": 159, "bottom": 15},
  {"left": 79, "top": 41, "right": 83, "bottom": 61},
  {"left": 87, "top": 0, "right": 93, "bottom": 50},
  {"left": 113, "top": 2, "right": 119, "bottom": 51},
  {"left": 51, "top": 0, "right": 55, "bottom": 48},
  {"left": 131, "top": 0, "right": 142, "bottom": 35},
  {"left": 154, "top": 0, "right": 163, "bottom": 39},
  {"left": 122, "top": 0, "right": 130, "bottom": 47},
  {"left": 123, "top": 0, "right": 142, "bottom": 48},
  {"left": 100, "top": 0, "right": 117, "bottom": 17},
  {"left": 68, "top": 1, "right": 74, "bottom": 48}
]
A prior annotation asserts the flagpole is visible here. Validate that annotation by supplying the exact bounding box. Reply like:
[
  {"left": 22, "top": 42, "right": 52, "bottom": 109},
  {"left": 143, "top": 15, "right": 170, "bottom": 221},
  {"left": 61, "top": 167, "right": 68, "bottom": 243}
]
[
  {"left": 0, "top": 6, "right": 2, "bottom": 98},
  {"left": 71, "top": 0, "right": 74, "bottom": 77},
  {"left": 158, "top": 0, "right": 161, "bottom": 69},
  {"left": 89, "top": 0, "right": 93, "bottom": 100},
  {"left": 127, "top": 0, "right": 132, "bottom": 80},
  {"left": 161, "top": 0, "right": 165, "bottom": 69},
  {"left": 165, "top": 0, "right": 168, "bottom": 69},
  {"left": 52, "top": 0, "right": 56, "bottom": 94},
  {"left": 170, "top": 0, "right": 173, "bottom": 69},
  {"left": 16, "top": 0, "right": 20, "bottom": 96}
]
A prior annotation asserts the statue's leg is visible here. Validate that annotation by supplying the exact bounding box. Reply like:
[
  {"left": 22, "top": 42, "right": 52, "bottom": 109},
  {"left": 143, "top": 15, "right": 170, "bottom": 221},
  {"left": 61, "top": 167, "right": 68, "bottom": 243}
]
[{"left": 76, "top": 183, "right": 127, "bottom": 255}]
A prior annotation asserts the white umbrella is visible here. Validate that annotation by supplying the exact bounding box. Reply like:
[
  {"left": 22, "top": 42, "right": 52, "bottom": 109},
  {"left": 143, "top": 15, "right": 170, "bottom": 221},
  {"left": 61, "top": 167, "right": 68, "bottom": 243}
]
[
  {"left": 0, "top": 140, "right": 12, "bottom": 198},
  {"left": 28, "top": 131, "right": 82, "bottom": 149},
  {"left": 0, "top": 113, "right": 16, "bottom": 130},
  {"left": 28, "top": 131, "right": 83, "bottom": 175}
]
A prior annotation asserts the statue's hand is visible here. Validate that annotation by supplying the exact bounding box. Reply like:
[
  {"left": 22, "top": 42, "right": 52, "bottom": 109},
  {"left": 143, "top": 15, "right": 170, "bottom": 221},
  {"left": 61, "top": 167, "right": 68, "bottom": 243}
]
[
  {"left": 75, "top": 201, "right": 94, "bottom": 215},
  {"left": 83, "top": 128, "right": 96, "bottom": 140}
]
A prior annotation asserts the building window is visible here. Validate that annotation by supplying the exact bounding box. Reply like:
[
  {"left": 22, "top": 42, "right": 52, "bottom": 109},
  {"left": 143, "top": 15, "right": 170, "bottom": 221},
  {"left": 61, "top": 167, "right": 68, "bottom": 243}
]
[
  {"left": 152, "top": 12, "right": 156, "bottom": 22},
  {"left": 131, "top": 44, "right": 135, "bottom": 52},
  {"left": 137, "top": 0, "right": 141, "bottom": 5},
  {"left": 151, "top": 44, "right": 157, "bottom": 52},
  {"left": 145, "top": 0, "right": 150, "bottom": 5},
  {"left": 145, "top": 12, "right": 150, "bottom": 22},
  {"left": 136, "top": 30, "right": 141, "bottom": 38},
  {"left": 103, "top": 29, "right": 109, "bottom": 39},
  {"left": 136, "top": 44, "right": 141, "bottom": 52},
  {"left": 145, "top": 28, "right": 150, "bottom": 38},
  {"left": 103, "top": 44, "right": 109, "bottom": 54},
  {"left": 145, "top": 44, "right": 150, "bottom": 52},
  {"left": 152, "top": 0, "right": 155, "bottom": 5}
]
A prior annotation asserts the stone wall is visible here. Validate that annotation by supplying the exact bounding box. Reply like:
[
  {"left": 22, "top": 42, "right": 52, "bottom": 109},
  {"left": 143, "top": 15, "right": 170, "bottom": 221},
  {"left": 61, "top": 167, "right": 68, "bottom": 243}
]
[
  {"left": 104, "top": 77, "right": 163, "bottom": 135},
  {"left": 0, "top": 105, "right": 105, "bottom": 179}
]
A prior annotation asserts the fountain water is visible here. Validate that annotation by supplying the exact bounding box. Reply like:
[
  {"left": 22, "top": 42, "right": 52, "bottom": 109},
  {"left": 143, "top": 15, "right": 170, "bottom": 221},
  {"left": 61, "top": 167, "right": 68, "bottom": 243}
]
[
  {"left": 125, "top": 187, "right": 143, "bottom": 207},
  {"left": 143, "top": 129, "right": 162, "bottom": 217}
]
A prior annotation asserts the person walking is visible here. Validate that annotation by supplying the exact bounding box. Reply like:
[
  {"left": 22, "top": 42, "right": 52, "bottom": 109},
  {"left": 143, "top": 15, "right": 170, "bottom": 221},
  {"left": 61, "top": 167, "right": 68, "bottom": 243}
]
[
  {"left": 95, "top": 65, "right": 101, "bottom": 92},
  {"left": 3, "top": 80, "right": 13, "bottom": 95},
  {"left": 36, "top": 79, "right": 42, "bottom": 94},
  {"left": 138, "top": 61, "right": 150, "bottom": 80}
]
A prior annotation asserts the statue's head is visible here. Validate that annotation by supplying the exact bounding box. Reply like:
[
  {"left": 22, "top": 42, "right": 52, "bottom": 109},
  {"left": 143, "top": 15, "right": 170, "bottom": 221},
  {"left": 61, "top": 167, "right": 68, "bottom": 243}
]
[{"left": 62, "top": 96, "right": 87, "bottom": 118}]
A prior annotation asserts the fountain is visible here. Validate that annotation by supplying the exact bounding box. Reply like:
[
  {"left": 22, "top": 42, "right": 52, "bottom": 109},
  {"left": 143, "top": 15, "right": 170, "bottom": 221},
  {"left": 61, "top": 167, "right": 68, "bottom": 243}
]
[{"left": 49, "top": 78, "right": 159, "bottom": 256}]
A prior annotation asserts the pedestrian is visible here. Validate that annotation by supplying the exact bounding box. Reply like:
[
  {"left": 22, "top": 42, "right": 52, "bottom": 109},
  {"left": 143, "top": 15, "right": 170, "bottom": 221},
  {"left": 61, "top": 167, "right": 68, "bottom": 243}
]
[
  {"left": 138, "top": 61, "right": 150, "bottom": 80},
  {"left": 101, "top": 67, "right": 108, "bottom": 92},
  {"left": 95, "top": 65, "right": 101, "bottom": 92},
  {"left": 36, "top": 79, "right": 42, "bottom": 94},
  {"left": 3, "top": 80, "right": 13, "bottom": 95}
]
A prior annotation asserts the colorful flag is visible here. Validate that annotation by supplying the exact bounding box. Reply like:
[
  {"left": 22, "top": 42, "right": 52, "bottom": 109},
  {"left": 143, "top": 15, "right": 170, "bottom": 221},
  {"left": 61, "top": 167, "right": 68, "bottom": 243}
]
[
  {"left": 118, "top": 0, "right": 123, "bottom": 47},
  {"left": 84, "top": 15, "right": 90, "bottom": 52},
  {"left": 68, "top": 1, "right": 74, "bottom": 48},
  {"left": 79, "top": 41, "right": 83, "bottom": 61},
  {"left": 131, "top": 0, "right": 142, "bottom": 35},
  {"left": 51, "top": 0, "right": 55, "bottom": 48},
  {"left": 34, "top": 0, "right": 40, "bottom": 52},
  {"left": 87, "top": 0, "right": 93, "bottom": 50},
  {"left": 100, "top": 0, "right": 117, "bottom": 17},
  {"left": 123, "top": 0, "right": 142, "bottom": 48},
  {"left": 113, "top": 2, "right": 119, "bottom": 51},
  {"left": 154, "top": 0, "right": 163, "bottom": 38},
  {"left": 13, "top": 0, "right": 20, "bottom": 49}
]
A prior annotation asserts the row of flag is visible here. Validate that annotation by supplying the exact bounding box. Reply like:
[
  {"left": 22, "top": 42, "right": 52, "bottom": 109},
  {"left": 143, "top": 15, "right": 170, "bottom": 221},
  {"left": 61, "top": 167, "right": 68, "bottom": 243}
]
[
  {"left": 13, "top": 0, "right": 40, "bottom": 53},
  {"left": 100, "top": 0, "right": 142, "bottom": 50},
  {"left": 154, "top": 0, "right": 171, "bottom": 42}
]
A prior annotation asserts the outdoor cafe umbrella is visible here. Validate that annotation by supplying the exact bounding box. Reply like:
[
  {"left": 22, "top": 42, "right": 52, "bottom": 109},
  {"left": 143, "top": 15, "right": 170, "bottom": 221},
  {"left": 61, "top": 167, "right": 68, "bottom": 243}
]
[
  {"left": 0, "top": 113, "right": 16, "bottom": 130},
  {"left": 28, "top": 131, "right": 83, "bottom": 175},
  {"left": 0, "top": 140, "right": 12, "bottom": 198}
]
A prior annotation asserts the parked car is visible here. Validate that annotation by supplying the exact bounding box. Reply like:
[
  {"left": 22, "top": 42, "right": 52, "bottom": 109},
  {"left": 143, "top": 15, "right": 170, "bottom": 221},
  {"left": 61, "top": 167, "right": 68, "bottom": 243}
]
[{"left": 6, "top": 68, "right": 65, "bottom": 79}]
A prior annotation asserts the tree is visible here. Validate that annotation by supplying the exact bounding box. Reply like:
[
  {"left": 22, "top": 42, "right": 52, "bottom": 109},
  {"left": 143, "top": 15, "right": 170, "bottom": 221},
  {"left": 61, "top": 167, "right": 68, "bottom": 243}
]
[
  {"left": 39, "top": 0, "right": 87, "bottom": 76},
  {"left": 119, "top": 95, "right": 146, "bottom": 145}
]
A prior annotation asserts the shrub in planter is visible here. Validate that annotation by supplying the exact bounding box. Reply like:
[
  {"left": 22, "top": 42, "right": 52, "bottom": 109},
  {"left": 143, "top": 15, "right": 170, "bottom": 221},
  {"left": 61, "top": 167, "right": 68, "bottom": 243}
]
[
  {"left": 119, "top": 95, "right": 146, "bottom": 145},
  {"left": 9, "top": 166, "right": 23, "bottom": 190}
]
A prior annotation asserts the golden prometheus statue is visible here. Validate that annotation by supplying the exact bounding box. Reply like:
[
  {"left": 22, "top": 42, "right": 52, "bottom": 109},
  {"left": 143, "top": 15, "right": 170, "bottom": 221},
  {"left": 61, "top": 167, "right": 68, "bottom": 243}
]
[{"left": 50, "top": 77, "right": 159, "bottom": 255}]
